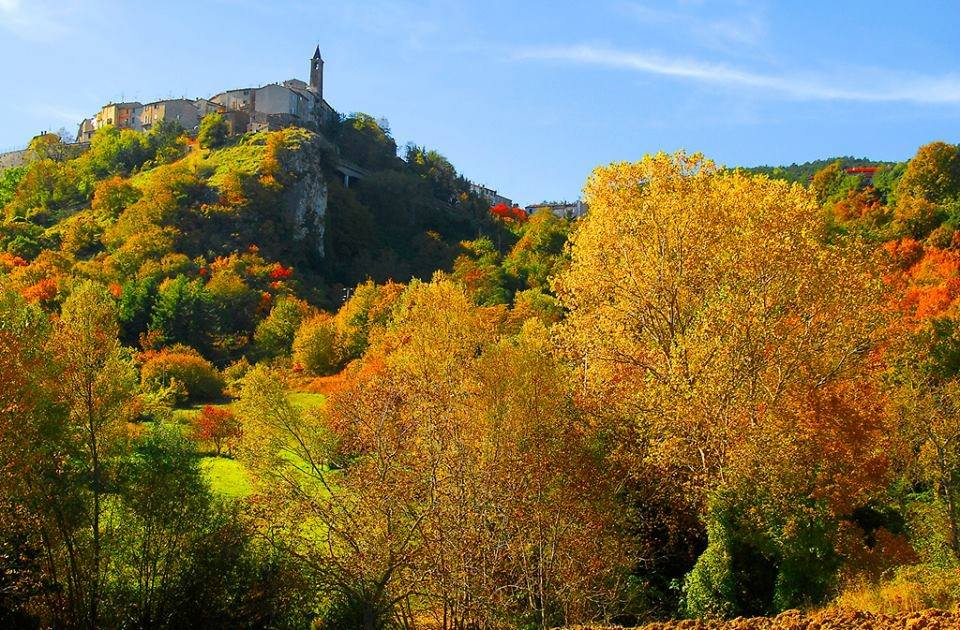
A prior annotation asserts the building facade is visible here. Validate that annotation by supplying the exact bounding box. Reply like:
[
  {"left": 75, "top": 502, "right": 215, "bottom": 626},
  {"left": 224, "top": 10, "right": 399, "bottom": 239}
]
[
  {"left": 140, "top": 99, "right": 200, "bottom": 132},
  {"left": 77, "top": 45, "right": 338, "bottom": 142},
  {"left": 469, "top": 183, "right": 513, "bottom": 208},
  {"left": 94, "top": 102, "right": 142, "bottom": 132},
  {"left": 524, "top": 200, "right": 588, "bottom": 219}
]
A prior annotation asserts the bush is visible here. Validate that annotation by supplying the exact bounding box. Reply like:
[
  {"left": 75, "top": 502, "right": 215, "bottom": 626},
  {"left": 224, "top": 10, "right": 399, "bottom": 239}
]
[
  {"left": 141, "top": 345, "right": 224, "bottom": 402},
  {"left": 684, "top": 492, "right": 839, "bottom": 619},
  {"left": 198, "top": 113, "right": 228, "bottom": 149},
  {"left": 835, "top": 565, "right": 960, "bottom": 614},
  {"left": 293, "top": 313, "right": 341, "bottom": 375},
  {"left": 222, "top": 357, "right": 252, "bottom": 397},
  {"left": 253, "top": 296, "right": 313, "bottom": 360}
]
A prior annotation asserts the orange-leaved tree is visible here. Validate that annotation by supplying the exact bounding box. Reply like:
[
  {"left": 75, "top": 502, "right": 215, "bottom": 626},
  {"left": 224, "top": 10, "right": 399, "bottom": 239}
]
[{"left": 192, "top": 405, "right": 241, "bottom": 456}]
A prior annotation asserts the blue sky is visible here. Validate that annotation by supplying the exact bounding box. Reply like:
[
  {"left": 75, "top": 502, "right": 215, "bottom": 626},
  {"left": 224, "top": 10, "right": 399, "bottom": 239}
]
[{"left": 1, "top": 0, "right": 959, "bottom": 205}]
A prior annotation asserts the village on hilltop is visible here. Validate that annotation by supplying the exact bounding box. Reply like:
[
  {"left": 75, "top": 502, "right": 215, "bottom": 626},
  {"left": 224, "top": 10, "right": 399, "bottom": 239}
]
[
  {"left": 1, "top": 45, "right": 588, "bottom": 218},
  {"left": 77, "top": 46, "right": 336, "bottom": 142}
]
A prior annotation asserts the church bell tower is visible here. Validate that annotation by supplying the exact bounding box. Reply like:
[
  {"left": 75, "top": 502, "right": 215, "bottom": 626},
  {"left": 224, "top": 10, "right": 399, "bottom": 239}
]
[{"left": 310, "top": 45, "right": 324, "bottom": 101}]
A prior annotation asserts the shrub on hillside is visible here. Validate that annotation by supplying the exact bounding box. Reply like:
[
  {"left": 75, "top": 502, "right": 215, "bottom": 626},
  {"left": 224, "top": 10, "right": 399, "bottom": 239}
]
[
  {"left": 141, "top": 345, "right": 225, "bottom": 402},
  {"left": 222, "top": 357, "right": 252, "bottom": 397},
  {"left": 835, "top": 565, "right": 960, "bottom": 614},
  {"left": 253, "top": 296, "right": 314, "bottom": 359},
  {"left": 198, "top": 113, "right": 228, "bottom": 149},
  {"left": 292, "top": 313, "right": 341, "bottom": 376}
]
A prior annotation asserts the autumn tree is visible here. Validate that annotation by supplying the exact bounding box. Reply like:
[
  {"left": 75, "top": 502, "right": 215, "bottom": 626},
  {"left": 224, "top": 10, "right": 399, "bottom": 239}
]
[
  {"left": 239, "top": 279, "right": 626, "bottom": 629},
  {"left": 333, "top": 279, "right": 404, "bottom": 362},
  {"left": 292, "top": 313, "right": 341, "bottom": 375},
  {"left": 193, "top": 405, "right": 241, "bottom": 456},
  {"left": 555, "top": 152, "right": 890, "bottom": 615},
  {"left": 897, "top": 142, "right": 960, "bottom": 206},
  {"left": 140, "top": 345, "right": 225, "bottom": 402},
  {"left": 891, "top": 142, "right": 960, "bottom": 240},
  {"left": 0, "top": 287, "right": 62, "bottom": 626},
  {"left": 51, "top": 281, "right": 137, "bottom": 628},
  {"left": 198, "top": 113, "right": 228, "bottom": 150}
]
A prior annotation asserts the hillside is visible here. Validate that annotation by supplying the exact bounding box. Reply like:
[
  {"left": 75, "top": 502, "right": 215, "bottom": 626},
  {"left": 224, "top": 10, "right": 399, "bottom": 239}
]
[
  {"left": 742, "top": 156, "right": 898, "bottom": 183},
  {"left": 7, "top": 126, "right": 960, "bottom": 628},
  {"left": 0, "top": 117, "right": 510, "bottom": 365}
]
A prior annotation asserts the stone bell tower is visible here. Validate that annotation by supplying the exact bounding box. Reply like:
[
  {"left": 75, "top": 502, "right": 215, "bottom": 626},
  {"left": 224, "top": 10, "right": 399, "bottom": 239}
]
[{"left": 309, "top": 45, "right": 324, "bottom": 101}]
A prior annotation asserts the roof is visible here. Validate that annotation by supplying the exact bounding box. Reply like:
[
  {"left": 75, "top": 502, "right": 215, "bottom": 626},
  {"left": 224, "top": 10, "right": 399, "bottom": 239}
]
[
  {"left": 313, "top": 45, "right": 322, "bottom": 60},
  {"left": 141, "top": 98, "right": 194, "bottom": 107}
]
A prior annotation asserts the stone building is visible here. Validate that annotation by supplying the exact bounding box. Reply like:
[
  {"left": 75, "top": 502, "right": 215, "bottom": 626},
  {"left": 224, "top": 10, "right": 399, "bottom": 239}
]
[
  {"left": 469, "top": 183, "right": 513, "bottom": 208},
  {"left": 77, "top": 45, "right": 338, "bottom": 142},
  {"left": 524, "top": 200, "right": 588, "bottom": 219},
  {"left": 139, "top": 98, "right": 200, "bottom": 132},
  {"left": 210, "top": 47, "right": 336, "bottom": 130},
  {"left": 77, "top": 118, "right": 96, "bottom": 142},
  {"left": 94, "top": 101, "right": 142, "bottom": 132}
]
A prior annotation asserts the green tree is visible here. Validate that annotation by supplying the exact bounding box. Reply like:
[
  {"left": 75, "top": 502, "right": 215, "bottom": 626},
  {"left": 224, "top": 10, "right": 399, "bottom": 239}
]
[
  {"left": 253, "top": 296, "right": 313, "bottom": 360},
  {"left": 118, "top": 275, "right": 159, "bottom": 346},
  {"left": 205, "top": 269, "right": 259, "bottom": 336},
  {"left": 337, "top": 113, "right": 397, "bottom": 170},
  {"left": 405, "top": 144, "right": 460, "bottom": 202},
  {"left": 149, "top": 275, "right": 215, "bottom": 352},
  {"left": 0, "top": 166, "right": 25, "bottom": 209},
  {"left": 292, "top": 313, "right": 341, "bottom": 375},
  {"left": 198, "top": 113, "right": 228, "bottom": 150},
  {"left": 52, "top": 281, "right": 137, "bottom": 628},
  {"left": 113, "top": 426, "right": 211, "bottom": 627}
]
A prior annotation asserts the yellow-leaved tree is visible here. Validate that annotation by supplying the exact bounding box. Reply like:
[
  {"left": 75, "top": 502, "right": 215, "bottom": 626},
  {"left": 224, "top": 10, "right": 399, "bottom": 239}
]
[
  {"left": 555, "top": 152, "right": 891, "bottom": 615},
  {"left": 238, "top": 277, "right": 625, "bottom": 629}
]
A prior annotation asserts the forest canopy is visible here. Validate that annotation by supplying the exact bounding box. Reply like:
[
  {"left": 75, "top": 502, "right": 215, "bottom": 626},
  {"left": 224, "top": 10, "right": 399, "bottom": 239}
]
[{"left": 3, "top": 124, "right": 960, "bottom": 628}]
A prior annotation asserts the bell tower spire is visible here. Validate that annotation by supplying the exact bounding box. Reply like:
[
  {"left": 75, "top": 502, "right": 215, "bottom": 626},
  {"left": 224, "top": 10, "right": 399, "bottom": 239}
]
[{"left": 310, "top": 45, "right": 324, "bottom": 101}]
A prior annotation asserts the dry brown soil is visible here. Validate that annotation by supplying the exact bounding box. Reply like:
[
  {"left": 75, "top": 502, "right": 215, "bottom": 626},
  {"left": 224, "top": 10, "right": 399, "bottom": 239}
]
[{"left": 569, "top": 608, "right": 960, "bottom": 629}]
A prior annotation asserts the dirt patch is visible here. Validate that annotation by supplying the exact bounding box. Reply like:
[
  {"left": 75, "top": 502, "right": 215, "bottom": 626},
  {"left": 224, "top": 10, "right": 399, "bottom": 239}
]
[{"left": 571, "top": 608, "right": 960, "bottom": 629}]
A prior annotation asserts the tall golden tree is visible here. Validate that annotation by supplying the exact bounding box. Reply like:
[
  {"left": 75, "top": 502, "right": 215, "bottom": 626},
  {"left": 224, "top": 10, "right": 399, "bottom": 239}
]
[
  {"left": 50, "top": 281, "right": 136, "bottom": 629},
  {"left": 556, "top": 152, "right": 888, "bottom": 500},
  {"left": 239, "top": 278, "right": 625, "bottom": 629}
]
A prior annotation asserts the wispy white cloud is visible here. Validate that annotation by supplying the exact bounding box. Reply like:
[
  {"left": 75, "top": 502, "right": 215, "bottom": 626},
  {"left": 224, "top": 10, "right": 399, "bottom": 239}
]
[
  {"left": 0, "top": 0, "right": 84, "bottom": 41},
  {"left": 515, "top": 44, "right": 960, "bottom": 104},
  {"left": 616, "top": 1, "right": 768, "bottom": 50},
  {"left": 329, "top": 1, "right": 441, "bottom": 50},
  {"left": 30, "top": 104, "right": 87, "bottom": 123}
]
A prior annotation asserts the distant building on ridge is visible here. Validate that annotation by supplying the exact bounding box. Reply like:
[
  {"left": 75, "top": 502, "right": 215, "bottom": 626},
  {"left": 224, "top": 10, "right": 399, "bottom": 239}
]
[
  {"left": 525, "top": 200, "right": 588, "bottom": 219},
  {"left": 77, "top": 46, "right": 337, "bottom": 142},
  {"left": 470, "top": 183, "right": 513, "bottom": 208}
]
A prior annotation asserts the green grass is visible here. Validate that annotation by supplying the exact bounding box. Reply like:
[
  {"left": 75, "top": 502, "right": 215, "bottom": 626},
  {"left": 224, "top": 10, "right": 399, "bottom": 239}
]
[
  {"left": 172, "top": 390, "right": 323, "bottom": 499},
  {"left": 201, "top": 456, "right": 252, "bottom": 499},
  {"left": 286, "top": 391, "right": 326, "bottom": 410},
  {"left": 203, "top": 140, "right": 267, "bottom": 189}
]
